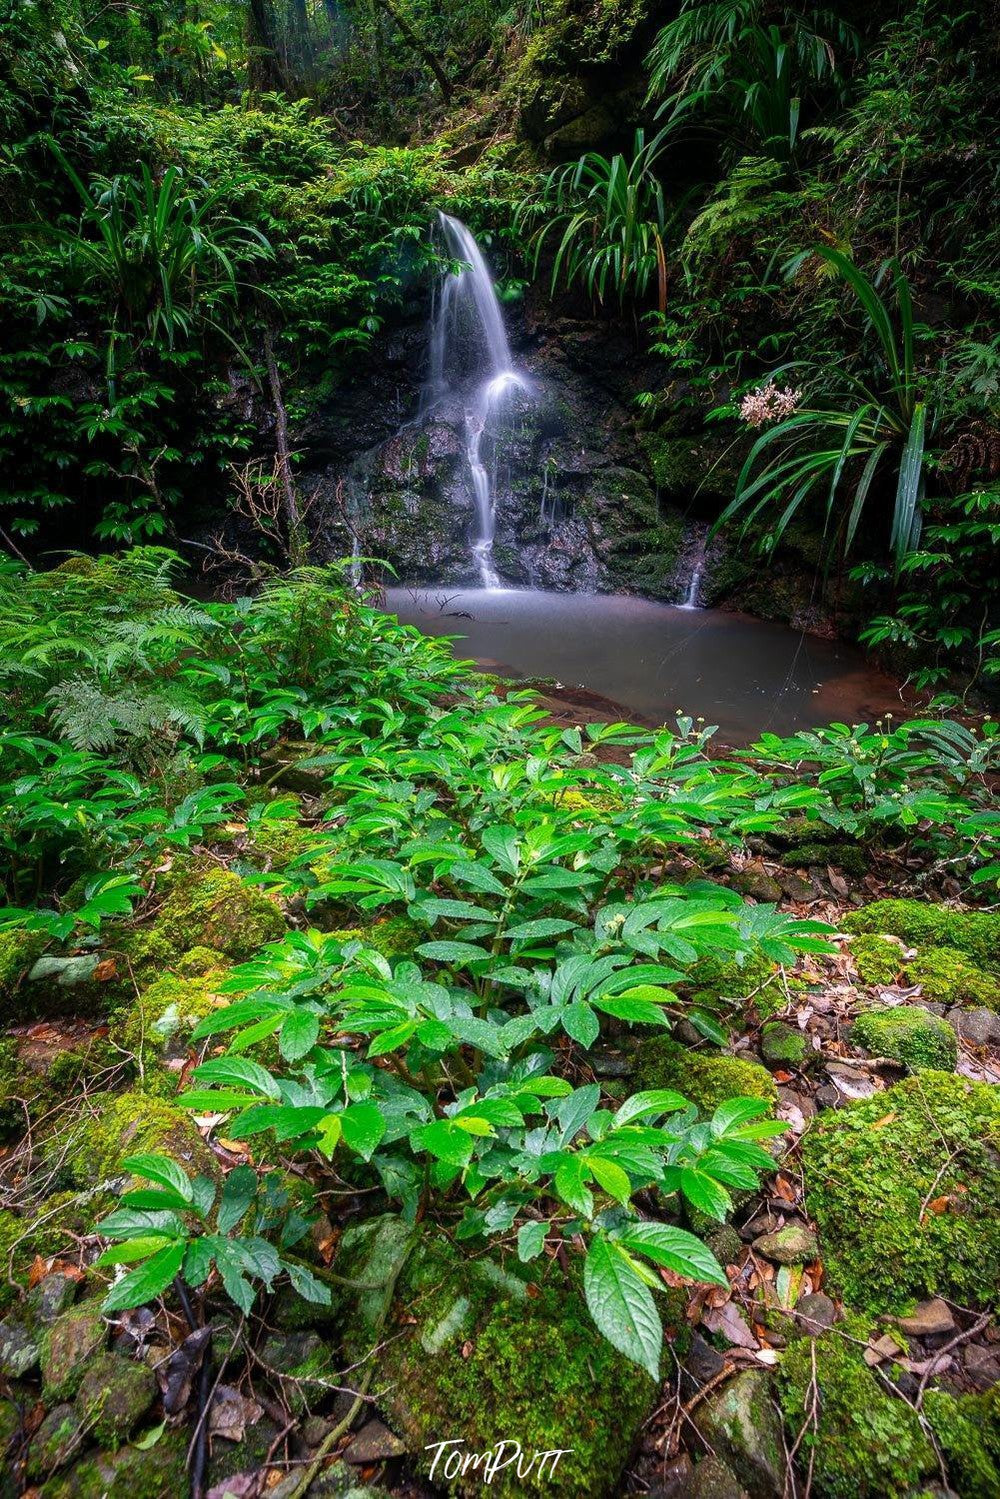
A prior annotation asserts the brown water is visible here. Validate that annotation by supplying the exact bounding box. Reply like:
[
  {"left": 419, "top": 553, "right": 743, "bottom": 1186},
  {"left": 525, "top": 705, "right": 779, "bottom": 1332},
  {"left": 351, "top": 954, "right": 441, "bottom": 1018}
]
[{"left": 384, "top": 587, "right": 905, "bottom": 743}]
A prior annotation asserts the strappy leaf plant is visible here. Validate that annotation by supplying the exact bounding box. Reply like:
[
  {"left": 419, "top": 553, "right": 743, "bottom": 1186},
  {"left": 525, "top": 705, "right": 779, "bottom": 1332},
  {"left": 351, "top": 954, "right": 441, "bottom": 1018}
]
[{"left": 717, "top": 246, "right": 933, "bottom": 575}]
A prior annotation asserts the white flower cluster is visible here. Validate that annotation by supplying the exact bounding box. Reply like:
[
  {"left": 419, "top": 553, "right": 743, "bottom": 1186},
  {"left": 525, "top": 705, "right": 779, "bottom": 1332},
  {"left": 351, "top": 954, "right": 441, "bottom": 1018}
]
[{"left": 739, "top": 383, "right": 803, "bottom": 427}]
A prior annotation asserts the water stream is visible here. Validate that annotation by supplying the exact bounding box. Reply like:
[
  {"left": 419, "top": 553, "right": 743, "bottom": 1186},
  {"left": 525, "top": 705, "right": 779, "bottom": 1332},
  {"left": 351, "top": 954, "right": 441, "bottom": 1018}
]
[{"left": 426, "top": 213, "right": 531, "bottom": 587}]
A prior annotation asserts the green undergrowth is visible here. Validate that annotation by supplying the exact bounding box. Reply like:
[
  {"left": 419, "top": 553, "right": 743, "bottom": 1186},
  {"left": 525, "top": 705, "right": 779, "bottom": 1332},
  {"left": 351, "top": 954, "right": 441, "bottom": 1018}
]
[
  {"left": 843, "top": 901, "right": 1000, "bottom": 976},
  {"left": 632, "top": 1036, "right": 776, "bottom": 1112}
]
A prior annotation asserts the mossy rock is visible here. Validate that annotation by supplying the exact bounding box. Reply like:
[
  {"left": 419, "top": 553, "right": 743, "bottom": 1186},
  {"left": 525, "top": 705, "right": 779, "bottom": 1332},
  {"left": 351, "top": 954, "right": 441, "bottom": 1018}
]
[
  {"left": 364, "top": 914, "right": 423, "bottom": 961},
  {"left": 779, "top": 1316, "right": 937, "bottom": 1497},
  {"left": 120, "top": 865, "right": 285, "bottom": 972},
  {"left": 108, "top": 956, "right": 229, "bottom": 1062},
  {"left": 759, "top": 1022, "right": 809, "bottom": 1067},
  {"left": 39, "top": 1429, "right": 189, "bottom": 1499},
  {"left": 40, "top": 1303, "right": 107, "bottom": 1401},
  {"left": 0, "top": 1192, "right": 114, "bottom": 1315},
  {"left": 848, "top": 934, "right": 903, "bottom": 986},
  {"left": 77, "top": 1352, "right": 156, "bottom": 1446},
  {"left": 633, "top": 1036, "right": 776, "bottom": 1113},
  {"left": 59, "top": 1091, "right": 217, "bottom": 1185},
  {"left": 0, "top": 928, "right": 46, "bottom": 1003},
  {"left": 0, "top": 1034, "right": 119, "bottom": 1142},
  {"left": 907, "top": 946, "right": 998, "bottom": 1009},
  {"left": 334, "top": 1216, "right": 655, "bottom": 1496},
  {"left": 693, "top": 1369, "right": 784, "bottom": 1499},
  {"left": 851, "top": 1006, "right": 957, "bottom": 1071},
  {"left": 843, "top": 900, "right": 1000, "bottom": 975},
  {"left": 779, "top": 843, "right": 867, "bottom": 878},
  {"left": 684, "top": 949, "right": 799, "bottom": 1022},
  {"left": 801, "top": 1071, "right": 1000, "bottom": 1313},
  {"left": 26, "top": 1403, "right": 82, "bottom": 1480}
]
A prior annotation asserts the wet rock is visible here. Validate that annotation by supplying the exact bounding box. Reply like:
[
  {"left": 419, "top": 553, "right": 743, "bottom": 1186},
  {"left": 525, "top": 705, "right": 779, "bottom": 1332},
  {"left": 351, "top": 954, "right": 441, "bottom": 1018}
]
[
  {"left": 77, "top": 1351, "right": 156, "bottom": 1444},
  {"left": 0, "top": 1317, "right": 39, "bottom": 1378},
  {"left": 28, "top": 1272, "right": 78, "bottom": 1324},
  {"left": 814, "top": 1084, "right": 841, "bottom": 1110},
  {"left": 26, "top": 1402, "right": 82, "bottom": 1479},
  {"left": 40, "top": 1304, "right": 106, "bottom": 1399},
  {"left": 706, "top": 1224, "right": 744, "bottom": 1265},
  {"left": 681, "top": 1331, "right": 727, "bottom": 1390},
  {"left": 692, "top": 1370, "right": 784, "bottom": 1499},
  {"left": 759, "top": 1022, "right": 808, "bottom": 1067},
  {"left": 963, "top": 1342, "right": 1000, "bottom": 1388},
  {"left": 794, "top": 1292, "right": 836, "bottom": 1335},
  {"left": 343, "top": 1418, "right": 407, "bottom": 1462},
  {"left": 729, "top": 866, "right": 783, "bottom": 904},
  {"left": 41, "top": 1430, "right": 189, "bottom": 1498},
  {"left": 259, "top": 1329, "right": 337, "bottom": 1416},
  {"left": 672, "top": 1455, "right": 750, "bottom": 1499},
  {"left": 752, "top": 1224, "right": 819, "bottom": 1265},
  {"left": 776, "top": 1087, "right": 816, "bottom": 1120},
  {"left": 948, "top": 1007, "right": 1000, "bottom": 1046},
  {"left": 897, "top": 1299, "right": 956, "bottom": 1338},
  {"left": 777, "top": 870, "right": 815, "bottom": 903}
]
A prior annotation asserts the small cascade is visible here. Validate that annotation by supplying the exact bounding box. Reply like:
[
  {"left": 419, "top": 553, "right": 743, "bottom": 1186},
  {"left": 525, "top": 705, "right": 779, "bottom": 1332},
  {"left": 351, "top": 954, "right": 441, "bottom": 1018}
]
[
  {"left": 678, "top": 527, "right": 708, "bottom": 610},
  {"left": 426, "top": 212, "right": 532, "bottom": 588}
]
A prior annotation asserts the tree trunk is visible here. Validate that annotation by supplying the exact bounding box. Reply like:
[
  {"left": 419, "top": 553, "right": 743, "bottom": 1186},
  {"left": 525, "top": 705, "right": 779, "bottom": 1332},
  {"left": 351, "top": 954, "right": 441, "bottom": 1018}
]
[
  {"left": 262, "top": 327, "right": 303, "bottom": 557},
  {"left": 247, "top": 0, "right": 288, "bottom": 94},
  {"left": 374, "top": 0, "right": 452, "bottom": 103}
]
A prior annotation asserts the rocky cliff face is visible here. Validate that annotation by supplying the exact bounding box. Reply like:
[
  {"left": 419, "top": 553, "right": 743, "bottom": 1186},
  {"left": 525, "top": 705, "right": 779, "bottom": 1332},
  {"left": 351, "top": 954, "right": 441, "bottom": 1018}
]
[{"left": 296, "top": 298, "right": 726, "bottom": 602}]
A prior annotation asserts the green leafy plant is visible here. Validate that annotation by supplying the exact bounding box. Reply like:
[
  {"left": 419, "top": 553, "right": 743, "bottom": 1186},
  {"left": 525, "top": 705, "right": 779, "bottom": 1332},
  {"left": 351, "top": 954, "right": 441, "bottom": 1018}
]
[
  {"left": 717, "top": 246, "right": 934, "bottom": 574},
  {"left": 518, "top": 130, "right": 674, "bottom": 312}
]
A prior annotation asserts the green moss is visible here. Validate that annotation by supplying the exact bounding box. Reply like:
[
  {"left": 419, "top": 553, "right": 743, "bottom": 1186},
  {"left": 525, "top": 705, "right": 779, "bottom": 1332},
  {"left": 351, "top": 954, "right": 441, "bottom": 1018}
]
[
  {"left": 40, "top": 1303, "right": 106, "bottom": 1401},
  {"left": 336, "top": 1217, "right": 654, "bottom": 1496},
  {"left": 633, "top": 1036, "right": 776, "bottom": 1112},
  {"left": 849, "top": 935, "right": 903, "bottom": 986},
  {"left": 120, "top": 865, "right": 284, "bottom": 973},
  {"left": 925, "top": 1387, "right": 1000, "bottom": 1499},
  {"left": 843, "top": 900, "right": 1000, "bottom": 975},
  {"left": 59, "top": 1091, "right": 217, "bottom": 1184},
  {"left": 802, "top": 1071, "right": 1000, "bottom": 1313},
  {"left": 77, "top": 1351, "right": 156, "bottom": 1446},
  {"left": 0, "top": 929, "right": 46, "bottom": 1001},
  {"left": 779, "top": 1316, "right": 936, "bottom": 1497},
  {"left": 780, "top": 843, "right": 867, "bottom": 877},
  {"left": 685, "top": 948, "right": 798, "bottom": 1021},
  {"left": 40, "top": 1431, "right": 189, "bottom": 1499},
  {"left": 0, "top": 1193, "right": 114, "bottom": 1314},
  {"left": 364, "top": 914, "right": 422, "bottom": 961},
  {"left": 907, "top": 946, "right": 997, "bottom": 1008},
  {"left": 851, "top": 1006, "right": 957, "bottom": 1071},
  {"left": 26, "top": 1403, "right": 81, "bottom": 1479},
  {"left": 109, "top": 961, "right": 228, "bottom": 1061},
  {"left": 760, "top": 1021, "right": 809, "bottom": 1066}
]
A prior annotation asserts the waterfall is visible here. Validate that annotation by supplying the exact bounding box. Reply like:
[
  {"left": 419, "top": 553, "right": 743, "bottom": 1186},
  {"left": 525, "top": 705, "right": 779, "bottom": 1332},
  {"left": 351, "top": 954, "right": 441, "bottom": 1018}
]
[
  {"left": 427, "top": 212, "right": 531, "bottom": 588},
  {"left": 678, "top": 527, "right": 708, "bottom": 610}
]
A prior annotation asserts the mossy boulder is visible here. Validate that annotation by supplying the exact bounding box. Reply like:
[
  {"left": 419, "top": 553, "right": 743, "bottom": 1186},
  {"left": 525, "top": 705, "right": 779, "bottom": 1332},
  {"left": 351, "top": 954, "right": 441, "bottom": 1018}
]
[
  {"left": 801, "top": 1071, "right": 1000, "bottom": 1313},
  {"left": 779, "top": 843, "right": 867, "bottom": 878},
  {"left": 40, "top": 1430, "right": 189, "bottom": 1499},
  {"left": 109, "top": 955, "right": 229, "bottom": 1061},
  {"left": 908, "top": 946, "right": 997, "bottom": 1009},
  {"left": 60, "top": 1091, "right": 217, "bottom": 1184},
  {"left": 77, "top": 1352, "right": 156, "bottom": 1446},
  {"left": 843, "top": 900, "right": 1000, "bottom": 975},
  {"left": 0, "top": 928, "right": 46, "bottom": 1002},
  {"left": 0, "top": 1192, "right": 113, "bottom": 1314},
  {"left": 924, "top": 1386, "right": 1000, "bottom": 1499},
  {"left": 851, "top": 1006, "right": 957, "bottom": 1071},
  {"left": 684, "top": 949, "right": 800, "bottom": 1022},
  {"left": 692, "top": 1370, "right": 784, "bottom": 1499},
  {"left": 40, "top": 1303, "right": 107, "bottom": 1401},
  {"left": 259, "top": 1329, "right": 337, "bottom": 1416},
  {"left": 121, "top": 865, "right": 284, "bottom": 972},
  {"left": 334, "top": 1215, "right": 655, "bottom": 1496},
  {"left": 633, "top": 1037, "right": 776, "bottom": 1113},
  {"left": 848, "top": 934, "right": 903, "bottom": 986},
  {"left": 779, "top": 1317, "right": 937, "bottom": 1497}
]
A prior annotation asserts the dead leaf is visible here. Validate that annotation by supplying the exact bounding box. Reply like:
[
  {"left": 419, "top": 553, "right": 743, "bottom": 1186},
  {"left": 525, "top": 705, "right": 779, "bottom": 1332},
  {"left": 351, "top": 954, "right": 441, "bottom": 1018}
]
[
  {"left": 702, "top": 1301, "right": 760, "bottom": 1351},
  {"left": 92, "top": 958, "right": 118, "bottom": 982},
  {"left": 925, "top": 1195, "right": 951, "bottom": 1215},
  {"left": 209, "top": 1384, "right": 263, "bottom": 1445},
  {"left": 871, "top": 1112, "right": 898, "bottom": 1129}
]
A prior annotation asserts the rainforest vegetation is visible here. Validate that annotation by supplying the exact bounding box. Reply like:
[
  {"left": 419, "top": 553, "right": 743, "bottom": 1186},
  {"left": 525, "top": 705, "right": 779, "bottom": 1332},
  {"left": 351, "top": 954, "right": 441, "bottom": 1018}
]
[{"left": 1, "top": 2, "right": 999, "bottom": 1497}]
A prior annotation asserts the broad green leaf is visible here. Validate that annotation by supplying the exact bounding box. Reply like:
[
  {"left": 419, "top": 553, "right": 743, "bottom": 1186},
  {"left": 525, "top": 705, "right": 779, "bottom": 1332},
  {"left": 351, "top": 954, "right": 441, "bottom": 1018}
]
[
  {"left": 217, "top": 1165, "right": 258, "bottom": 1234},
  {"left": 553, "top": 1155, "right": 594, "bottom": 1218},
  {"left": 340, "top": 1102, "right": 386, "bottom": 1159},
  {"left": 584, "top": 1235, "right": 662, "bottom": 1380},
  {"left": 517, "top": 1221, "right": 547, "bottom": 1262},
  {"left": 279, "top": 1009, "right": 320, "bottom": 1062},
  {"left": 678, "top": 1168, "right": 732, "bottom": 1221},
  {"left": 121, "top": 1154, "right": 193, "bottom": 1203},
  {"left": 617, "top": 1221, "right": 728, "bottom": 1286},
  {"left": 562, "top": 1002, "right": 600, "bottom": 1047},
  {"left": 586, "top": 1156, "right": 632, "bottom": 1204},
  {"left": 102, "top": 1239, "right": 186, "bottom": 1313}
]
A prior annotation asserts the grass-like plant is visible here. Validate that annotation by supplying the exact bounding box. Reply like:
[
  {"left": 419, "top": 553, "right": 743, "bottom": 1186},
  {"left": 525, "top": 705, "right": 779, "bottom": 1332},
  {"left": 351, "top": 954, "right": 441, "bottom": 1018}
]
[{"left": 718, "top": 245, "right": 932, "bottom": 574}]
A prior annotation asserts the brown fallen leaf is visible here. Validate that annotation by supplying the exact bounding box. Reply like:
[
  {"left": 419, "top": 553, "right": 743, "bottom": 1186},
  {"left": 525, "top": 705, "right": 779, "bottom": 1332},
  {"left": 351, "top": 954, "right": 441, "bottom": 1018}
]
[
  {"left": 871, "top": 1112, "right": 898, "bottom": 1128},
  {"left": 92, "top": 958, "right": 118, "bottom": 982},
  {"left": 925, "top": 1195, "right": 951, "bottom": 1215}
]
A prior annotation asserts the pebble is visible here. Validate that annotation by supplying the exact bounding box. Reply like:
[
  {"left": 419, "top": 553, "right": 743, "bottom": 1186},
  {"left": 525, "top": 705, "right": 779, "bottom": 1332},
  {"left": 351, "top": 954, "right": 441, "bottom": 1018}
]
[
  {"left": 897, "top": 1298, "right": 956, "bottom": 1338},
  {"left": 752, "top": 1223, "right": 819, "bottom": 1265},
  {"left": 948, "top": 1008, "right": 1000, "bottom": 1046},
  {"left": 795, "top": 1293, "right": 836, "bottom": 1335},
  {"left": 343, "top": 1418, "right": 408, "bottom": 1463}
]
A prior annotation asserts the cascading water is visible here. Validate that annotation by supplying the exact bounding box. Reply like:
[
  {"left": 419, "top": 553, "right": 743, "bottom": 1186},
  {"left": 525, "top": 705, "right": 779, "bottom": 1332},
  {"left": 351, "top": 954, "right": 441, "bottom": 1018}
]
[
  {"left": 426, "top": 212, "right": 531, "bottom": 588},
  {"left": 678, "top": 526, "right": 708, "bottom": 610}
]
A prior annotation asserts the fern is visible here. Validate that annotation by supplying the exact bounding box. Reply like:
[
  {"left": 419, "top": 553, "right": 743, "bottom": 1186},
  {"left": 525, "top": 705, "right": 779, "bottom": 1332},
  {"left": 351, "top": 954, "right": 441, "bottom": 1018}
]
[{"left": 45, "top": 680, "right": 208, "bottom": 754}]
